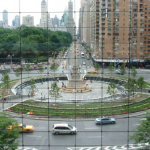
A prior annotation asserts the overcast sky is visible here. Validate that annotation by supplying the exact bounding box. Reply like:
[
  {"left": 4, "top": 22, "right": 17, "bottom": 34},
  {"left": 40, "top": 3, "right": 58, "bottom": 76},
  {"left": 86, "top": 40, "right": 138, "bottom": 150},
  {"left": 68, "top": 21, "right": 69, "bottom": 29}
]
[{"left": 0, "top": 0, "right": 80, "bottom": 27}]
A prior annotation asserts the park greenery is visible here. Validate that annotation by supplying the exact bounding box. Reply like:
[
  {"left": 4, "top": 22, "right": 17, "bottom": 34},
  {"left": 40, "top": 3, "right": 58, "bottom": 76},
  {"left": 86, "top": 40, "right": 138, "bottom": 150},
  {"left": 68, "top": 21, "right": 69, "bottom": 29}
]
[
  {"left": 120, "top": 63, "right": 126, "bottom": 75},
  {"left": 49, "top": 82, "right": 61, "bottom": 104},
  {"left": 108, "top": 62, "right": 114, "bottom": 75},
  {"left": 107, "top": 82, "right": 117, "bottom": 99},
  {"left": 131, "top": 66, "right": 137, "bottom": 79},
  {"left": 0, "top": 26, "right": 72, "bottom": 62},
  {"left": 30, "top": 78, "right": 38, "bottom": 95},
  {"left": 94, "top": 63, "right": 101, "bottom": 71},
  {"left": 130, "top": 111, "right": 150, "bottom": 149},
  {"left": 1, "top": 71, "right": 11, "bottom": 95},
  {"left": 0, "top": 112, "right": 19, "bottom": 150}
]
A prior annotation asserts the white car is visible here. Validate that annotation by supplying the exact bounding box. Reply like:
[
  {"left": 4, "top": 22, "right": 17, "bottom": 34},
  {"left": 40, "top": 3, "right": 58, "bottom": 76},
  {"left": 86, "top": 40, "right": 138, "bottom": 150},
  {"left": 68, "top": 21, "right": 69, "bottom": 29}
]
[
  {"left": 115, "top": 69, "right": 123, "bottom": 75},
  {"left": 83, "top": 62, "right": 86, "bottom": 65},
  {"left": 52, "top": 123, "right": 77, "bottom": 135}
]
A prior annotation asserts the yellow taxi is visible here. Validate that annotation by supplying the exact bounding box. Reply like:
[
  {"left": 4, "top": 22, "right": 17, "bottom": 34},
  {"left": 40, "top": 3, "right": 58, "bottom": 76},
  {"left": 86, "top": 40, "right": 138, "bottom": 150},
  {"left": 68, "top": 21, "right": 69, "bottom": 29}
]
[
  {"left": 87, "top": 70, "right": 98, "bottom": 74},
  {"left": 7, "top": 123, "right": 34, "bottom": 132}
]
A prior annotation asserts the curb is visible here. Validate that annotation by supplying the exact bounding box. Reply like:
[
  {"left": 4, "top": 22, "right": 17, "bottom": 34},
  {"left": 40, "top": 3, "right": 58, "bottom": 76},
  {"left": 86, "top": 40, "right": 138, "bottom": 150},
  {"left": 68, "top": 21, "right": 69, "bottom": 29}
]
[{"left": 5, "top": 109, "right": 149, "bottom": 121}]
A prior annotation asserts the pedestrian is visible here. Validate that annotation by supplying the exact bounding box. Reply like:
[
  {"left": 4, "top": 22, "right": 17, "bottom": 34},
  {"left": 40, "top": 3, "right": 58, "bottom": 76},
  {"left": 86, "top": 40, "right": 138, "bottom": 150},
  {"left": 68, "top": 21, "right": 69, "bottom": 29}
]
[
  {"left": 57, "top": 78, "right": 59, "bottom": 82},
  {"left": 62, "top": 82, "right": 64, "bottom": 88},
  {"left": 28, "top": 92, "right": 30, "bottom": 97},
  {"left": 41, "top": 93, "right": 43, "bottom": 101},
  {"left": 31, "top": 92, "right": 33, "bottom": 97}
]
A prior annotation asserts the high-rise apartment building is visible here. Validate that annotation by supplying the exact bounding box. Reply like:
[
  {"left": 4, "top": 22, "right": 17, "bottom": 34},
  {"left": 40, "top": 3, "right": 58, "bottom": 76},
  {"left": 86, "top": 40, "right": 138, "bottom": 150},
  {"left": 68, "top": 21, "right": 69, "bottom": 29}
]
[
  {"left": 22, "top": 15, "right": 34, "bottom": 26},
  {"left": 79, "top": 0, "right": 87, "bottom": 41},
  {"left": 40, "top": 0, "right": 48, "bottom": 28},
  {"left": 82, "top": 0, "right": 91, "bottom": 46},
  {"left": 54, "top": 15, "right": 60, "bottom": 27},
  {"left": 12, "top": 15, "right": 20, "bottom": 28},
  {"left": 98, "top": 0, "right": 145, "bottom": 61},
  {"left": 80, "top": 0, "right": 150, "bottom": 63},
  {"left": 90, "top": 0, "right": 100, "bottom": 57},
  {"left": 3, "top": 10, "right": 8, "bottom": 26},
  {"left": 67, "top": 0, "right": 74, "bottom": 36},
  {"left": 61, "top": 9, "right": 68, "bottom": 26}
]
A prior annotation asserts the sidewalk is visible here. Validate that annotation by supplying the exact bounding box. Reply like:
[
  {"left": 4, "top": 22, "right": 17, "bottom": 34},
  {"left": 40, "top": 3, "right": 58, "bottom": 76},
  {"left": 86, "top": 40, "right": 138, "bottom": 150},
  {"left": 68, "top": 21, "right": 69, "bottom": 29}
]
[{"left": 0, "top": 96, "right": 29, "bottom": 113}]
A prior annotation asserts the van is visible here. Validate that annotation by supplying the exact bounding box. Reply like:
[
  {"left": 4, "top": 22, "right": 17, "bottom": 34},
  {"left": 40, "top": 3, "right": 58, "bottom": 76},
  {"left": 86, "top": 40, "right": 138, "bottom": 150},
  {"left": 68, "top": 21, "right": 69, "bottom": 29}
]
[{"left": 52, "top": 123, "right": 77, "bottom": 135}]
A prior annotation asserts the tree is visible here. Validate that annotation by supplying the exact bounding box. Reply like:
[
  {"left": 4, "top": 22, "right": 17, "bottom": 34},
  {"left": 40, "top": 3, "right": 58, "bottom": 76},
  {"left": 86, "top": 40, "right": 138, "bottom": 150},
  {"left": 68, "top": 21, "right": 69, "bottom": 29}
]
[
  {"left": 37, "top": 64, "right": 44, "bottom": 73},
  {"left": 107, "top": 82, "right": 117, "bottom": 100},
  {"left": 108, "top": 62, "right": 114, "bottom": 75},
  {"left": 50, "top": 63, "right": 58, "bottom": 77},
  {"left": 137, "top": 76, "right": 145, "bottom": 95},
  {"left": 1, "top": 71, "right": 11, "bottom": 95},
  {"left": 0, "top": 112, "right": 19, "bottom": 150},
  {"left": 25, "top": 63, "right": 31, "bottom": 78},
  {"left": 130, "top": 111, "right": 150, "bottom": 149},
  {"left": 30, "top": 78, "right": 38, "bottom": 95},
  {"left": 124, "top": 78, "right": 137, "bottom": 97},
  {"left": 49, "top": 82, "right": 61, "bottom": 104},
  {"left": 94, "top": 63, "right": 100, "bottom": 72},
  {"left": 120, "top": 63, "right": 126, "bottom": 75},
  {"left": 131, "top": 66, "right": 137, "bottom": 79},
  {"left": 15, "top": 68, "right": 21, "bottom": 78}
]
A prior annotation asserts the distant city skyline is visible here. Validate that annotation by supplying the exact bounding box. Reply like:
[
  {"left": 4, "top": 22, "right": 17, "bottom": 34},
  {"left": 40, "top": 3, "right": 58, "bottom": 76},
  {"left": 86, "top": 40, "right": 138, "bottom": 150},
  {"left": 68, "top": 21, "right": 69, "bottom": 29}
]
[{"left": 0, "top": 0, "right": 80, "bottom": 27}]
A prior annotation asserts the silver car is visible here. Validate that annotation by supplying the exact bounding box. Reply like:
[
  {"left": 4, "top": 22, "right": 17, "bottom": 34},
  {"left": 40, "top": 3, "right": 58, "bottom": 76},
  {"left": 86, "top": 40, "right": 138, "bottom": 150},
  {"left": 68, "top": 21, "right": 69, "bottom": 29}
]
[
  {"left": 52, "top": 123, "right": 77, "bottom": 135},
  {"left": 95, "top": 116, "right": 116, "bottom": 125}
]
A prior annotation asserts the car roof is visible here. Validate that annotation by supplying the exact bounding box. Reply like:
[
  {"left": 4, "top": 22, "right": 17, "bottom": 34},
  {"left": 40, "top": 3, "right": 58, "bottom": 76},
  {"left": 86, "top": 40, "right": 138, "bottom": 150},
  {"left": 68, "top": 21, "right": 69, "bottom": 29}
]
[{"left": 53, "top": 123, "right": 69, "bottom": 127}]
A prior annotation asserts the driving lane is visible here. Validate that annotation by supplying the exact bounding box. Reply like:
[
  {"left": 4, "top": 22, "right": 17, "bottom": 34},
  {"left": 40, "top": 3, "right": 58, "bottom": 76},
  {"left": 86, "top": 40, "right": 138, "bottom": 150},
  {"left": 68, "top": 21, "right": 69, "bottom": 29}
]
[{"left": 15, "top": 115, "right": 146, "bottom": 150}]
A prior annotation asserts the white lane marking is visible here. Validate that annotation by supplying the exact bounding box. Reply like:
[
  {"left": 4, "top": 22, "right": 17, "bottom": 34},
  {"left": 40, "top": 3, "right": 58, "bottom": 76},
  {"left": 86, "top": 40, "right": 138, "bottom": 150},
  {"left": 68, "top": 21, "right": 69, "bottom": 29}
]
[
  {"left": 133, "top": 124, "right": 140, "bottom": 126},
  {"left": 25, "top": 135, "right": 41, "bottom": 138},
  {"left": 85, "top": 128, "right": 98, "bottom": 129},
  {"left": 140, "top": 118, "right": 146, "bottom": 120},
  {"left": 86, "top": 136, "right": 103, "bottom": 138}
]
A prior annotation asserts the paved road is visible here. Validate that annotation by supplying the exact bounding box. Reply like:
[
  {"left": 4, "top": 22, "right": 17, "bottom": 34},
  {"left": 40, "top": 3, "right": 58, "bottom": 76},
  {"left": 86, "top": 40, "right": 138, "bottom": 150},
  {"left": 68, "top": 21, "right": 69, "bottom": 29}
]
[{"left": 12, "top": 115, "right": 148, "bottom": 150}]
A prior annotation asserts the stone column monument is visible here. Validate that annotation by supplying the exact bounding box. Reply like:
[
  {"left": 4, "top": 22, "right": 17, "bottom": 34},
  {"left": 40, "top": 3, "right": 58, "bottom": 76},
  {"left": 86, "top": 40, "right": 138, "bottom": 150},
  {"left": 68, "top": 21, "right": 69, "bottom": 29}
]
[{"left": 61, "top": 26, "right": 91, "bottom": 93}]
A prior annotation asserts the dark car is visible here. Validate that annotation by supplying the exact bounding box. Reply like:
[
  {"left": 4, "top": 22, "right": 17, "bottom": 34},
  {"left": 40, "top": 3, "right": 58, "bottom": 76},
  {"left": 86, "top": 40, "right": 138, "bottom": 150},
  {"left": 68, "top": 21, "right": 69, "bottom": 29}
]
[{"left": 95, "top": 116, "right": 116, "bottom": 125}]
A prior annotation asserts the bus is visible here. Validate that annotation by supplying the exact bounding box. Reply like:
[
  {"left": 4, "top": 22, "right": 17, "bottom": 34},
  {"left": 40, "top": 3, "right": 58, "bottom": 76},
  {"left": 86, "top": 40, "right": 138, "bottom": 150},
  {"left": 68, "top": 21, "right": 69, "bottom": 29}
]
[{"left": 81, "top": 52, "right": 85, "bottom": 58}]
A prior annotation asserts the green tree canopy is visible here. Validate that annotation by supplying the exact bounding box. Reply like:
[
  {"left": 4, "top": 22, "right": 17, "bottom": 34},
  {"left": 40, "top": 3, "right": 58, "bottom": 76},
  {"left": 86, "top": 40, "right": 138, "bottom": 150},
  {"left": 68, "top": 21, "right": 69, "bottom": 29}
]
[
  {"left": 30, "top": 78, "right": 38, "bottom": 94},
  {"left": 107, "top": 82, "right": 117, "bottom": 99},
  {"left": 120, "top": 63, "right": 126, "bottom": 75},
  {"left": 0, "top": 112, "right": 19, "bottom": 150},
  {"left": 108, "top": 62, "right": 114, "bottom": 75},
  {"left": 49, "top": 82, "right": 61, "bottom": 104},
  {"left": 94, "top": 63, "right": 100, "bottom": 71},
  {"left": 1, "top": 71, "right": 11, "bottom": 95},
  {"left": 130, "top": 111, "right": 150, "bottom": 149},
  {"left": 131, "top": 66, "right": 137, "bottom": 79},
  {"left": 137, "top": 77, "right": 145, "bottom": 95}
]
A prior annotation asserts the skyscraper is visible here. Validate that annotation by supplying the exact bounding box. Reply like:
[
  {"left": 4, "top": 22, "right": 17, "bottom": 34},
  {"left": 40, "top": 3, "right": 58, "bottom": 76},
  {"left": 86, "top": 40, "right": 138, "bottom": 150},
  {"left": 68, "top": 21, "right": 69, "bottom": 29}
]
[
  {"left": 40, "top": 0, "right": 48, "bottom": 28},
  {"left": 54, "top": 15, "right": 60, "bottom": 27},
  {"left": 22, "top": 15, "right": 34, "bottom": 26},
  {"left": 3, "top": 10, "right": 8, "bottom": 26},
  {"left": 13, "top": 15, "right": 20, "bottom": 28},
  {"left": 67, "top": 0, "right": 74, "bottom": 36}
]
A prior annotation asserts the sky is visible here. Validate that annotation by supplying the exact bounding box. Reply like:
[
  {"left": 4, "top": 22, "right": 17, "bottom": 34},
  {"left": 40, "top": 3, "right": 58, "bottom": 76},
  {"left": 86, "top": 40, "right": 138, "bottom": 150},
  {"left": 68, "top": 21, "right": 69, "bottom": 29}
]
[{"left": 0, "top": 0, "right": 81, "bottom": 27}]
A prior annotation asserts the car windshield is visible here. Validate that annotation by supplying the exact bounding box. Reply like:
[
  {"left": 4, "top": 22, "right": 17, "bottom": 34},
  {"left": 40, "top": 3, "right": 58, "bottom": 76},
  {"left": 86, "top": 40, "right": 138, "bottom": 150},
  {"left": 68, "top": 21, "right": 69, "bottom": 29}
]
[{"left": 68, "top": 125, "right": 73, "bottom": 129}]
